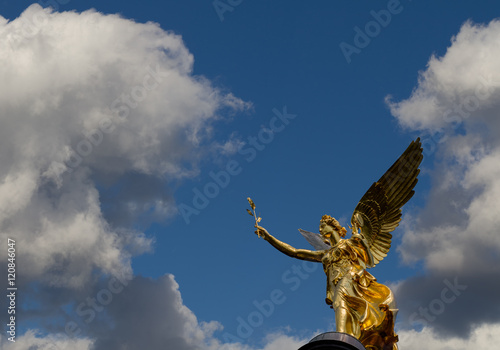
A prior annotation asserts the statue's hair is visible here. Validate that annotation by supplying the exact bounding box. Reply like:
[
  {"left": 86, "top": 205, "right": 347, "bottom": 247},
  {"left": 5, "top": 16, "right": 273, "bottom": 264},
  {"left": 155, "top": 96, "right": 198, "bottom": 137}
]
[{"left": 320, "top": 215, "right": 347, "bottom": 237}]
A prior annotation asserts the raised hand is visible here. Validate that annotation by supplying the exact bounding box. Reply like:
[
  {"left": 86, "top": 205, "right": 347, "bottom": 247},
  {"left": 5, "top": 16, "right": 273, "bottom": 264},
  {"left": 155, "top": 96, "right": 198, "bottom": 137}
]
[{"left": 254, "top": 225, "right": 269, "bottom": 240}]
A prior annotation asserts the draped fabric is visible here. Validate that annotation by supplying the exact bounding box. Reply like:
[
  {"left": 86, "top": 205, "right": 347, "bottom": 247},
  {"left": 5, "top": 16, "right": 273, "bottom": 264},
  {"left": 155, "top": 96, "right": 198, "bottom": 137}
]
[{"left": 322, "top": 238, "right": 398, "bottom": 349}]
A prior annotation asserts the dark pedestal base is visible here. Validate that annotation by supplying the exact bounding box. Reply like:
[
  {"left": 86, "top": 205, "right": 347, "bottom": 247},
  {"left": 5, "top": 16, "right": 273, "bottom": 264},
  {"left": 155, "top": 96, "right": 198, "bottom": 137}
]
[{"left": 298, "top": 332, "right": 366, "bottom": 350}]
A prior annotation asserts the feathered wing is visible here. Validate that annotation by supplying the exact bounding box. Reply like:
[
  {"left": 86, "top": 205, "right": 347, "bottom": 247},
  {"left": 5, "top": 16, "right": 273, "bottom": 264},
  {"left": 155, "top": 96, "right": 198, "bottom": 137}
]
[
  {"left": 298, "top": 229, "right": 330, "bottom": 251},
  {"left": 351, "top": 138, "right": 423, "bottom": 266}
]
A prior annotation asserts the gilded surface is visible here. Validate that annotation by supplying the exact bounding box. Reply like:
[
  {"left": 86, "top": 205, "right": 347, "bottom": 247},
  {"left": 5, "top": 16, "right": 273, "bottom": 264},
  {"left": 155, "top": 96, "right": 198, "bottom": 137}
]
[{"left": 249, "top": 138, "right": 423, "bottom": 350}]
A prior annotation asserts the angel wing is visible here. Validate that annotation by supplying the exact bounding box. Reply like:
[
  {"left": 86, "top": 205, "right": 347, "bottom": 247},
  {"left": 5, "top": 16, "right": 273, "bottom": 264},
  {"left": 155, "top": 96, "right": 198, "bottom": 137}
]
[
  {"left": 351, "top": 138, "right": 423, "bottom": 267},
  {"left": 298, "top": 228, "right": 330, "bottom": 250}
]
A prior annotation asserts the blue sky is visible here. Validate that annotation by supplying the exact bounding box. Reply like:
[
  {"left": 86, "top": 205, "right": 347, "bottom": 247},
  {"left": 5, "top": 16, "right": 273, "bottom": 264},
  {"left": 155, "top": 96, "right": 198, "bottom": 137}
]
[{"left": 1, "top": 1, "right": 500, "bottom": 349}]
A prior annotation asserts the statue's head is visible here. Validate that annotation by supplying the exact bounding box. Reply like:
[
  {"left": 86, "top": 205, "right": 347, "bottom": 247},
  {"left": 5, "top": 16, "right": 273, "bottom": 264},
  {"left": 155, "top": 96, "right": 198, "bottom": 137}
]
[{"left": 319, "top": 215, "right": 347, "bottom": 244}]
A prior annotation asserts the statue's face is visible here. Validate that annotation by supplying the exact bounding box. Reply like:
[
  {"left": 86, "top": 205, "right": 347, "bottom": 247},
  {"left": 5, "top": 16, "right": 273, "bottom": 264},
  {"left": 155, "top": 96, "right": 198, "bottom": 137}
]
[
  {"left": 319, "top": 221, "right": 334, "bottom": 237},
  {"left": 319, "top": 221, "right": 341, "bottom": 244}
]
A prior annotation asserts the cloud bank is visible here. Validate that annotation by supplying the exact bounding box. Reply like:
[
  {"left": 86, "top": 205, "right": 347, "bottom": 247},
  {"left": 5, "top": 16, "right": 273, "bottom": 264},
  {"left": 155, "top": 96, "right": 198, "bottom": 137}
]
[
  {"left": 0, "top": 4, "right": 248, "bottom": 289},
  {"left": 387, "top": 19, "right": 500, "bottom": 339},
  {"left": 0, "top": 4, "right": 258, "bottom": 349}
]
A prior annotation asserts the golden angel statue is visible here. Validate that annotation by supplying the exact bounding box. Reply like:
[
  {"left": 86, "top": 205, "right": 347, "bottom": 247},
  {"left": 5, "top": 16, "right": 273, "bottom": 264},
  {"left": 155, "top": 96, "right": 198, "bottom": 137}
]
[{"left": 249, "top": 138, "right": 423, "bottom": 350}]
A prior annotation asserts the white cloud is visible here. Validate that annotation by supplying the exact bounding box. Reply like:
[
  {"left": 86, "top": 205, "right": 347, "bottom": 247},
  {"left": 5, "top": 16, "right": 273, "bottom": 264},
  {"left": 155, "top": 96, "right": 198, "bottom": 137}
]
[
  {"left": 0, "top": 330, "right": 93, "bottom": 350},
  {"left": 1, "top": 274, "right": 308, "bottom": 350},
  {"left": 9, "top": 321, "right": 500, "bottom": 350},
  {"left": 387, "top": 20, "right": 500, "bottom": 133},
  {"left": 0, "top": 4, "right": 249, "bottom": 288},
  {"left": 256, "top": 333, "right": 308, "bottom": 350},
  {"left": 398, "top": 323, "right": 500, "bottom": 350},
  {"left": 387, "top": 19, "right": 500, "bottom": 273},
  {"left": 2, "top": 330, "right": 308, "bottom": 350},
  {"left": 386, "top": 19, "right": 500, "bottom": 336}
]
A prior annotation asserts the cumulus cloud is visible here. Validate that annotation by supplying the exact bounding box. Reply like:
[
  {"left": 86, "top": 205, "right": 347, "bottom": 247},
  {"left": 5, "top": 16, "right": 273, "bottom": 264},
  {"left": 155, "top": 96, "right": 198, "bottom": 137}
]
[
  {"left": 0, "top": 4, "right": 248, "bottom": 289},
  {"left": 386, "top": 19, "right": 500, "bottom": 338},
  {"left": 0, "top": 5, "right": 312, "bottom": 350},
  {"left": 386, "top": 20, "right": 500, "bottom": 134},
  {"left": 397, "top": 323, "right": 500, "bottom": 350},
  {"left": 0, "top": 330, "right": 93, "bottom": 350},
  {"left": 88, "top": 275, "right": 220, "bottom": 350},
  {"left": 0, "top": 274, "right": 308, "bottom": 350},
  {"left": 89, "top": 275, "right": 309, "bottom": 350}
]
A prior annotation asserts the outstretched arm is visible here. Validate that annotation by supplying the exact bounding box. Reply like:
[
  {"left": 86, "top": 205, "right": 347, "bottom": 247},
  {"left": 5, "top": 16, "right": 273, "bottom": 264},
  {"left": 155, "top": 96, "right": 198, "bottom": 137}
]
[{"left": 255, "top": 225, "right": 324, "bottom": 262}]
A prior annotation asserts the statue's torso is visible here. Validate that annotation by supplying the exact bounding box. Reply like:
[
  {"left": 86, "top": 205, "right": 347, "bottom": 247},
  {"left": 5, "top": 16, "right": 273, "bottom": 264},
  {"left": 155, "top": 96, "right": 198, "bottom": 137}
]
[
  {"left": 322, "top": 240, "right": 364, "bottom": 282},
  {"left": 321, "top": 239, "right": 372, "bottom": 305}
]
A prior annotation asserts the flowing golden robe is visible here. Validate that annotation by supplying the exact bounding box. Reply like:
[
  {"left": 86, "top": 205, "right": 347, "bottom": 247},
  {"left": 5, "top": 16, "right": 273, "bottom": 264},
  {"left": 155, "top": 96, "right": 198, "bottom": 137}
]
[{"left": 322, "top": 238, "right": 398, "bottom": 349}]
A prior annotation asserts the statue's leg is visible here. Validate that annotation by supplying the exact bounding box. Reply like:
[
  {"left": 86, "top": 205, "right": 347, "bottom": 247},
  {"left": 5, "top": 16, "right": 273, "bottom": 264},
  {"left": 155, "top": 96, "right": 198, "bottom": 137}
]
[
  {"left": 334, "top": 306, "right": 348, "bottom": 332},
  {"left": 332, "top": 277, "right": 360, "bottom": 338},
  {"left": 334, "top": 305, "right": 360, "bottom": 337}
]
